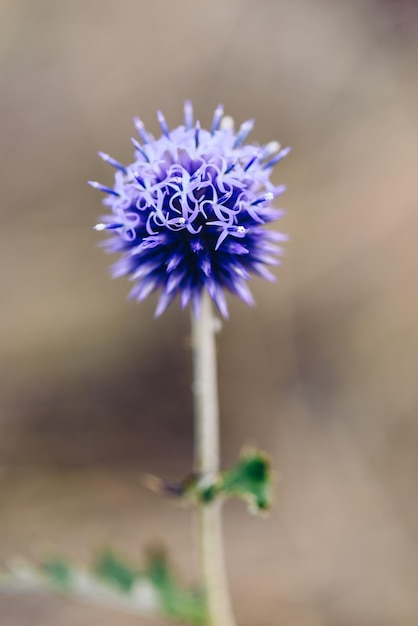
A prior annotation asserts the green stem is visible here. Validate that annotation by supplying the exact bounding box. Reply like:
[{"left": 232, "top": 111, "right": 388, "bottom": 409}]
[{"left": 191, "top": 292, "right": 235, "bottom": 626}]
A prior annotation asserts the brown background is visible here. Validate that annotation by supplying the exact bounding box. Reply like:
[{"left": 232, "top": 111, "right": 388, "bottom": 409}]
[{"left": 1, "top": 1, "right": 418, "bottom": 625}]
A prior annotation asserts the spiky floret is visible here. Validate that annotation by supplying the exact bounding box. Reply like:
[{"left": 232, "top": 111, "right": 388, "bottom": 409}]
[{"left": 89, "top": 102, "right": 290, "bottom": 317}]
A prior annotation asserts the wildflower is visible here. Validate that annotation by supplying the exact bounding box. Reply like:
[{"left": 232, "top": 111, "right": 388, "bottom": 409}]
[{"left": 89, "top": 102, "right": 289, "bottom": 317}]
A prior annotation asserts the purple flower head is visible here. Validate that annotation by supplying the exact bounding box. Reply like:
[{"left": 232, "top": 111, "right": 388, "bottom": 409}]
[{"left": 89, "top": 102, "right": 290, "bottom": 317}]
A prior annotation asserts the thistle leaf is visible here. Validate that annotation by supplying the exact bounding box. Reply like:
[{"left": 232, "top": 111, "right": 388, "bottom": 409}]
[
  {"left": 93, "top": 550, "right": 139, "bottom": 593},
  {"left": 146, "top": 549, "right": 207, "bottom": 625},
  {"left": 42, "top": 558, "right": 72, "bottom": 591},
  {"left": 221, "top": 451, "right": 273, "bottom": 512}
]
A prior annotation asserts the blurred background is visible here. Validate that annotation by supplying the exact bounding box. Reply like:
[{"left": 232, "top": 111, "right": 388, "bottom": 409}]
[{"left": 1, "top": 1, "right": 418, "bottom": 624}]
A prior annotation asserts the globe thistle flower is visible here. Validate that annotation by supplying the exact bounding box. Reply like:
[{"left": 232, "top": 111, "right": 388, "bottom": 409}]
[{"left": 89, "top": 102, "right": 290, "bottom": 317}]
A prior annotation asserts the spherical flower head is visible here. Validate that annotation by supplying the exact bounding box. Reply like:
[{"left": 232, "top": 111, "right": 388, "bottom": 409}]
[{"left": 89, "top": 102, "right": 290, "bottom": 317}]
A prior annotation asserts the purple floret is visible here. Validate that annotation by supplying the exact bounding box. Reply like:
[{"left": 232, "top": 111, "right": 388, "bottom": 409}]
[{"left": 89, "top": 102, "right": 289, "bottom": 317}]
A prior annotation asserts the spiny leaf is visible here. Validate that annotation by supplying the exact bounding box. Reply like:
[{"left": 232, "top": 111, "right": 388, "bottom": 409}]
[
  {"left": 42, "top": 558, "right": 72, "bottom": 591},
  {"left": 146, "top": 450, "right": 274, "bottom": 513},
  {"left": 93, "top": 550, "right": 139, "bottom": 593},
  {"left": 3, "top": 548, "right": 206, "bottom": 626},
  {"left": 222, "top": 451, "right": 273, "bottom": 512},
  {"left": 146, "top": 549, "right": 207, "bottom": 625}
]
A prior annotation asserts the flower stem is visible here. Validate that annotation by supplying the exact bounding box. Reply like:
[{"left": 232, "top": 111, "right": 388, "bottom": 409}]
[{"left": 191, "top": 292, "right": 235, "bottom": 626}]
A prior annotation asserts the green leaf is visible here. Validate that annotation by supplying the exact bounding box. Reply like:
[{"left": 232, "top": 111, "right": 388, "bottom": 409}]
[
  {"left": 4, "top": 547, "right": 207, "bottom": 625},
  {"left": 42, "top": 558, "right": 72, "bottom": 591},
  {"left": 199, "top": 483, "right": 219, "bottom": 503},
  {"left": 221, "top": 451, "right": 273, "bottom": 512},
  {"left": 146, "top": 549, "right": 207, "bottom": 625},
  {"left": 93, "top": 550, "right": 139, "bottom": 593}
]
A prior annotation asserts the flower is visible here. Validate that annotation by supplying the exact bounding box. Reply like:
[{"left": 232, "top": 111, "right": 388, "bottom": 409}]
[{"left": 89, "top": 102, "right": 289, "bottom": 317}]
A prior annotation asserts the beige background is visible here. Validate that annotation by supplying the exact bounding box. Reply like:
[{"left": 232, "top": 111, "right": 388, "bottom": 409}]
[{"left": 1, "top": 1, "right": 418, "bottom": 624}]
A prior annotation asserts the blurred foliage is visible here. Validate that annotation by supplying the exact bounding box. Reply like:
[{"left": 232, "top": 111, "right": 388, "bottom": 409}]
[
  {"left": 42, "top": 558, "right": 72, "bottom": 592},
  {"left": 35, "top": 452, "right": 274, "bottom": 622},
  {"left": 145, "top": 549, "right": 206, "bottom": 625},
  {"left": 93, "top": 550, "right": 139, "bottom": 593},
  {"left": 3, "top": 458, "right": 271, "bottom": 625},
  {"left": 41, "top": 548, "right": 207, "bottom": 625}
]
